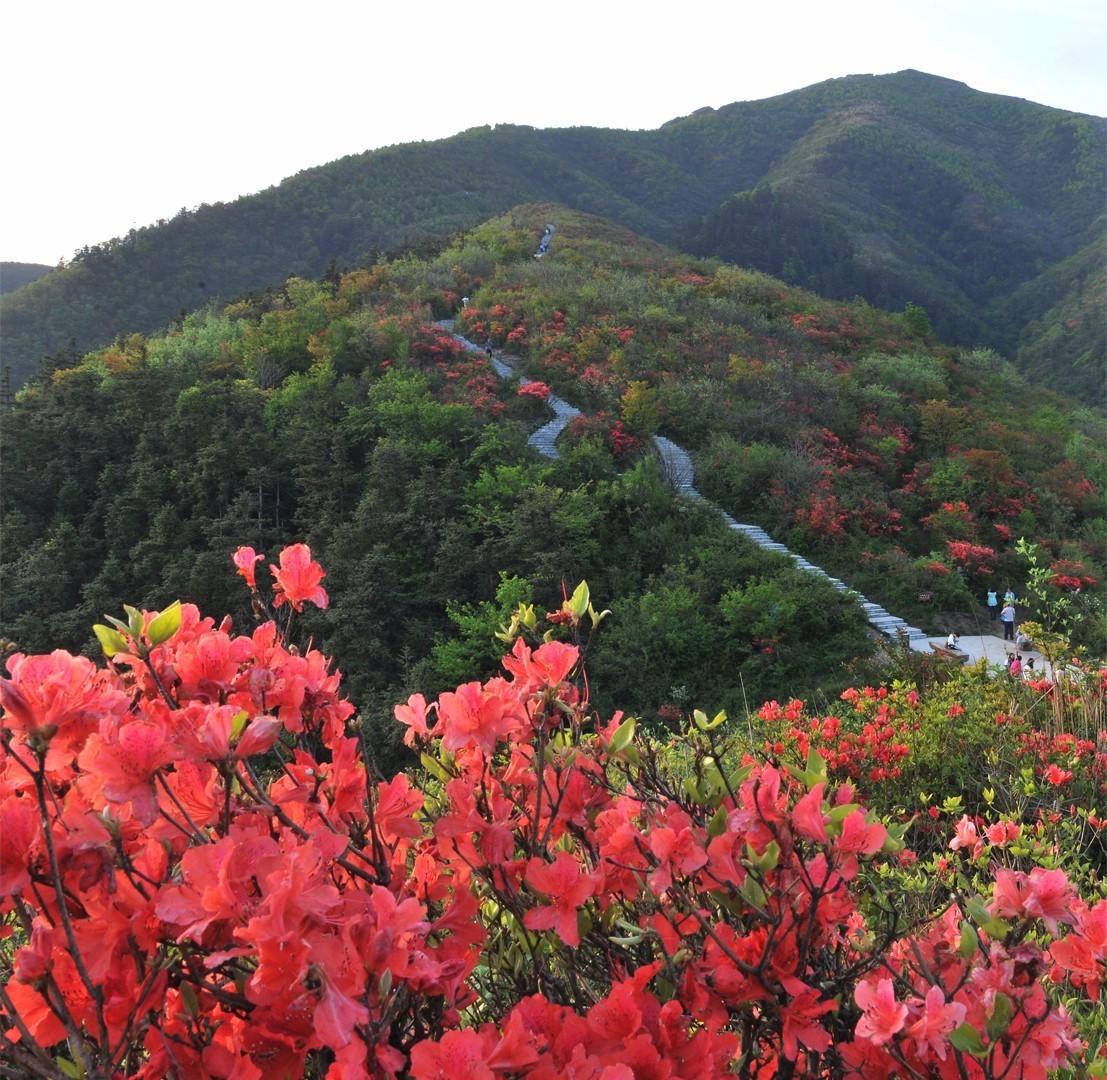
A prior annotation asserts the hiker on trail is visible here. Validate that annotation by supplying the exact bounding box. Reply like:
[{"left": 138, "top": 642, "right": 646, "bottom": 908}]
[
  {"left": 1016, "top": 628, "right": 1032, "bottom": 651},
  {"left": 485, "top": 338, "right": 494, "bottom": 358},
  {"left": 999, "top": 601, "right": 1016, "bottom": 641},
  {"left": 535, "top": 223, "right": 554, "bottom": 258},
  {"left": 987, "top": 589, "right": 998, "bottom": 620},
  {"left": 946, "top": 632, "right": 961, "bottom": 650},
  {"left": 1009, "top": 653, "right": 1023, "bottom": 678},
  {"left": 1004, "top": 587, "right": 1016, "bottom": 606}
]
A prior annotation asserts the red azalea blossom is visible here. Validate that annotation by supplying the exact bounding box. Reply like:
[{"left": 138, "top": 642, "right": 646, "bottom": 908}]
[{"left": 269, "top": 543, "right": 329, "bottom": 611}]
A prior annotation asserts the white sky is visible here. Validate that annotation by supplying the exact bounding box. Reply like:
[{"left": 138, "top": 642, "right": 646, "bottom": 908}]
[{"left": 3, "top": 0, "right": 1105, "bottom": 266}]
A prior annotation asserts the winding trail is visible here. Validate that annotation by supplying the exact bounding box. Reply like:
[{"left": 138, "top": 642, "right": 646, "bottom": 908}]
[{"left": 449, "top": 325, "right": 928, "bottom": 645}]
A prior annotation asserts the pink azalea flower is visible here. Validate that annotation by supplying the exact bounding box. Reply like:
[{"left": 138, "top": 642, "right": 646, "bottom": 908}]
[
  {"left": 991, "top": 867, "right": 1077, "bottom": 935},
  {"left": 792, "top": 782, "right": 829, "bottom": 843},
  {"left": 395, "top": 692, "right": 435, "bottom": 747},
  {"left": 905, "top": 984, "right": 966, "bottom": 1060},
  {"left": 270, "top": 544, "right": 329, "bottom": 611},
  {"left": 854, "top": 977, "right": 908, "bottom": 1045},
  {"left": 232, "top": 546, "right": 263, "bottom": 589}
]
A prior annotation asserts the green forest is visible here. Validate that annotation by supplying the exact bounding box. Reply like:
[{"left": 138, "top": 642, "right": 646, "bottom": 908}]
[{"left": 3, "top": 205, "right": 1103, "bottom": 777}]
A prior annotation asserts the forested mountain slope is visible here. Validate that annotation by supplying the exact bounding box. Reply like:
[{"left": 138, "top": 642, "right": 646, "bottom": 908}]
[
  {"left": 3, "top": 71, "right": 1102, "bottom": 399},
  {"left": 0, "top": 262, "right": 51, "bottom": 295},
  {"left": 3, "top": 206, "right": 1102, "bottom": 770}
]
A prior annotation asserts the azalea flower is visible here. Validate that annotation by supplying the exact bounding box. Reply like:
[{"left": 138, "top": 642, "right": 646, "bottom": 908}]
[
  {"left": 524, "top": 852, "right": 601, "bottom": 947},
  {"left": 854, "top": 977, "right": 908, "bottom": 1044},
  {"left": 85, "top": 717, "right": 176, "bottom": 825},
  {"left": 949, "top": 814, "right": 983, "bottom": 859},
  {"left": 270, "top": 543, "right": 329, "bottom": 611},
  {"left": 232, "top": 546, "right": 263, "bottom": 589},
  {"left": 991, "top": 867, "right": 1077, "bottom": 935},
  {"left": 395, "top": 692, "right": 435, "bottom": 746},
  {"left": 905, "top": 984, "right": 966, "bottom": 1060}
]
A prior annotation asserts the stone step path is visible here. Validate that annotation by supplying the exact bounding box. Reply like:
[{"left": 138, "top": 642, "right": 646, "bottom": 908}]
[
  {"left": 652, "top": 437, "right": 926, "bottom": 642},
  {"left": 447, "top": 324, "right": 926, "bottom": 644}
]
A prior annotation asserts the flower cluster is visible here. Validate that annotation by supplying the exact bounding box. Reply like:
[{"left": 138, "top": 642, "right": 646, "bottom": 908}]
[
  {"left": 760, "top": 689, "right": 915, "bottom": 788},
  {"left": 516, "top": 380, "right": 551, "bottom": 401},
  {"left": 1, "top": 550, "right": 1101, "bottom": 1078}
]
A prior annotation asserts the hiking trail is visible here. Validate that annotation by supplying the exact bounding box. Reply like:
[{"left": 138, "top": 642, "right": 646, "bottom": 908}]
[{"left": 446, "top": 323, "right": 929, "bottom": 646}]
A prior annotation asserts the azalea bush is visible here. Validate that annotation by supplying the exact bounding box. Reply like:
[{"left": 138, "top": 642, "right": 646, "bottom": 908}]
[{"left": 2, "top": 546, "right": 1106, "bottom": 1078}]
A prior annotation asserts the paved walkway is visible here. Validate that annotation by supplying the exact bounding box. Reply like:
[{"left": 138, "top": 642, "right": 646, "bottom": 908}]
[
  {"left": 449, "top": 325, "right": 1036, "bottom": 663},
  {"left": 918, "top": 633, "right": 1044, "bottom": 671}
]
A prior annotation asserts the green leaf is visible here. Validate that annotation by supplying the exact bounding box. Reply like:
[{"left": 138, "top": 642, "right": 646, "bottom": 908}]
[
  {"left": 708, "top": 805, "right": 729, "bottom": 838},
  {"left": 587, "top": 603, "right": 611, "bottom": 628},
  {"left": 567, "top": 581, "right": 590, "bottom": 619},
  {"left": 703, "top": 756, "right": 728, "bottom": 797},
  {"left": 146, "top": 600, "right": 182, "bottom": 645},
  {"left": 739, "top": 875, "right": 765, "bottom": 908},
  {"left": 985, "top": 991, "right": 1012, "bottom": 1041},
  {"left": 958, "top": 921, "right": 980, "bottom": 958},
  {"left": 791, "top": 749, "right": 829, "bottom": 789},
  {"left": 683, "top": 776, "right": 705, "bottom": 802},
  {"left": 123, "top": 603, "right": 145, "bottom": 638},
  {"left": 758, "top": 840, "right": 780, "bottom": 873},
  {"left": 693, "top": 708, "right": 727, "bottom": 731},
  {"left": 58, "top": 1060, "right": 84, "bottom": 1080},
  {"left": 609, "top": 715, "right": 636, "bottom": 753},
  {"left": 949, "top": 1022, "right": 988, "bottom": 1057},
  {"left": 230, "top": 711, "right": 250, "bottom": 741},
  {"left": 880, "top": 820, "right": 907, "bottom": 852},
  {"left": 420, "top": 753, "right": 452, "bottom": 783},
  {"left": 179, "top": 981, "right": 199, "bottom": 1019},
  {"left": 93, "top": 623, "right": 131, "bottom": 658}
]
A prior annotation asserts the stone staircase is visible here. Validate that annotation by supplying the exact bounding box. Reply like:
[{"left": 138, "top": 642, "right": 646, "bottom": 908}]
[{"left": 449, "top": 325, "right": 927, "bottom": 645}]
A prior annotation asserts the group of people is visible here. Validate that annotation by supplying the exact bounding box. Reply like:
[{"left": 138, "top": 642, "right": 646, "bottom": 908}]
[
  {"left": 987, "top": 588, "right": 1019, "bottom": 641},
  {"left": 942, "top": 586, "right": 1037, "bottom": 679},
  {"left": 535, "top": 223, "right": 555, "bottom": 258},
  {"left": 944, "top": 627, "right": 1035, "bottom": 679}
]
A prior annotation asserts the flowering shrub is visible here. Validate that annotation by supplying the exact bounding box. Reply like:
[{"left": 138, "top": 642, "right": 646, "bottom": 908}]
[
  {"left": 2, "top": 548, "right": 1104, "bottom": 1077},
  {"left": 946, "top": 539, "right": 999, "bottom": 577},
  {"left": 759, "top": 687, "right": 915, "bottom": 789},
  {"left": 922, "top": 500, "right": 977, "bottom": 541},
  {"left": 566, "top": 411, "right": 641, "bottom": 459},
  {"left": 1048, "top": 558, "right": 1099, "bottom": 591},
  {"left": 516, "top": 381, "right": 550, "bottom": 401}
]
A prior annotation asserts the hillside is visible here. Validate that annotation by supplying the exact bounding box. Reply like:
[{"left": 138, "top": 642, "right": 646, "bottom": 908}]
[
  {"left": 0, "top": 261, "right": 51, "bottom": 295},
  {"left": 3, "top": 206, "right": 1102, "bottom": 772},
  {"left": 2, "top": 70, "right": 1102, "bottom": 399}
]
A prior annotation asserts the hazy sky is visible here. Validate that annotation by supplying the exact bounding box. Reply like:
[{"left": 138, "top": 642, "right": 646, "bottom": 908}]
[{"left": 4, "top": 0, "right": 1105, "bottom": 266}]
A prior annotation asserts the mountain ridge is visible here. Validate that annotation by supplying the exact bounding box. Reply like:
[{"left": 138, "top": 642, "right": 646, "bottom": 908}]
[{"left": 2, "top": 70, "right": 1103, "bottom": 399}]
